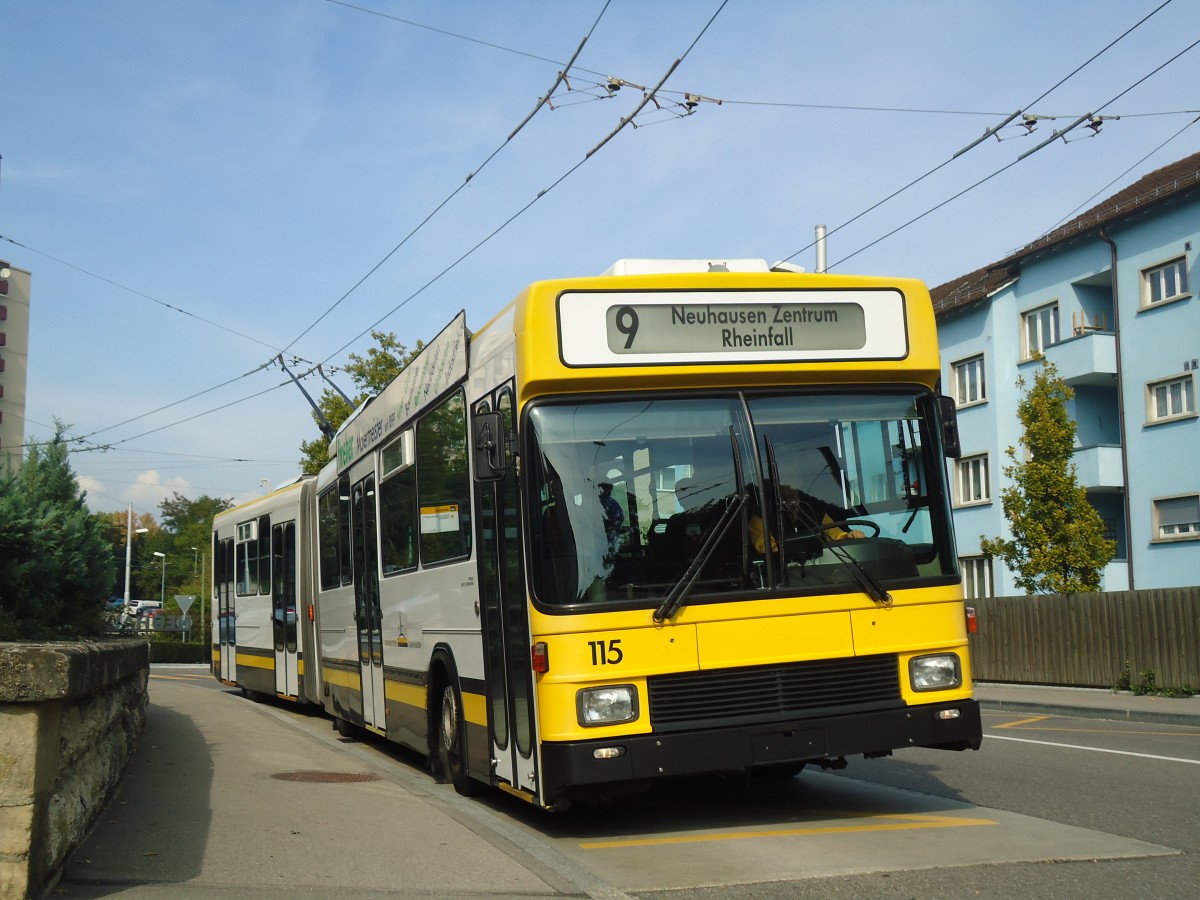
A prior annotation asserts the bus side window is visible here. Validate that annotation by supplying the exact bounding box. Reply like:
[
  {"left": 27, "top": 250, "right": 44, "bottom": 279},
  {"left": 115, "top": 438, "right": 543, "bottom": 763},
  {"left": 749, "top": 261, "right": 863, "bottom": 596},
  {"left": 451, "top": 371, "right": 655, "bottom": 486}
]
[
  {"left": 380, "top": 464, "right": 418, "bottom": 574},
  {"left": 417, "top": 390, "right": 472, "bottom": 564}
]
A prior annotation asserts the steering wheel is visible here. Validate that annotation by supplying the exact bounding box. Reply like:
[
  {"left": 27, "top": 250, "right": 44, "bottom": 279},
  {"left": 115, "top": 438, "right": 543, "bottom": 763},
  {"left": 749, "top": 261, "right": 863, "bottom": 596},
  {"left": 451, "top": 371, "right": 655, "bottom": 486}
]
[{"left": 823, "top": 519, "right": 879, "bottom": 538}]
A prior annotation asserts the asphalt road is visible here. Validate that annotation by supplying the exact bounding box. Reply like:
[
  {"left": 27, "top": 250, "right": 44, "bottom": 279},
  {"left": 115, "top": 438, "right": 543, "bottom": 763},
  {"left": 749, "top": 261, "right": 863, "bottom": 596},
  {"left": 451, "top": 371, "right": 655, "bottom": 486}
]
[
  {"left": 622, "top": 707, "right": 1200, "bottom": 899},
  {"left": 58, "top": 667, "right": 1200, "bottom": 899}
]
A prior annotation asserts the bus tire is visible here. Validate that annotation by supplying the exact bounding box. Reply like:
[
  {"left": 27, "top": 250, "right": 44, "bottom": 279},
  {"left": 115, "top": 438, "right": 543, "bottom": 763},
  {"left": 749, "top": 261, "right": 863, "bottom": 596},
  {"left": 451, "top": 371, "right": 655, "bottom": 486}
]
[{"left": 436, "top": 674, "right": 480, "bottom": 797}]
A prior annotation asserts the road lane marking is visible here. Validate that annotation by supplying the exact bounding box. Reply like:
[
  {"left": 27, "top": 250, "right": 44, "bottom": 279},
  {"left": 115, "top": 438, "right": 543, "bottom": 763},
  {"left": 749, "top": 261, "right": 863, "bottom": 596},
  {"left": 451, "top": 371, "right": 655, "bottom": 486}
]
[
  {"left": 578, "top": 812, "right": 998, "bottom": 849},
  {"left": 994, "top": 715, "right": 1051, "bottom": 729},
  {"left": 997, "top": 724, "right": 1199, "bottom": 737},
  {"left": 984, "top": 711, "right": 1199, "bottom": 738},
  {"left": 988, "top": 733, "right": 1200, "bottom": 764}
]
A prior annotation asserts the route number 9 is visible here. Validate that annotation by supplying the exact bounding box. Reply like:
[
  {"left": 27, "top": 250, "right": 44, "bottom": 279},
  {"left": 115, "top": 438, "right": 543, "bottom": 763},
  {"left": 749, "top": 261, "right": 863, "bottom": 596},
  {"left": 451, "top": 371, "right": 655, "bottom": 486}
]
[{"left": 614, "top": 306, "right": 639, "bottom": 350}]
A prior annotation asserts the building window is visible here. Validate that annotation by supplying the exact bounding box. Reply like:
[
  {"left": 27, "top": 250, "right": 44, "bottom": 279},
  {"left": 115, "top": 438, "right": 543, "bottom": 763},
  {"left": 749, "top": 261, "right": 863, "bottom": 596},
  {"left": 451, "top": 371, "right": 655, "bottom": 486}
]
[
  {"left": 1153, "top": 494, "right": 1200, "bottom": 540},
  {"left": 1142, "top": 258, "right": 1189, "bottom": 306},
  {"left": 961, "top": 556, "right": 993, "bottom": 599},
  {"left": 1147, "top": 374, "right": 1196, "bottom": 423},
  {"left": 1021, "top": 303, "right": 1059, "bottom": 359},
  {"left": 952, "top": 354, "right": 987, "bottom": 406},
  {"left": 955, "top": 454, "right": 990, "bottom": 505}
]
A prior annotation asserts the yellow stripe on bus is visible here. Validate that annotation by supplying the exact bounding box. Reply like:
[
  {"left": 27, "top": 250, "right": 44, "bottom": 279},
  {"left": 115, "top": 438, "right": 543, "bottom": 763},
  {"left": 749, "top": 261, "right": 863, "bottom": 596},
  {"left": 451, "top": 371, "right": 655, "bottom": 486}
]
[
  {"left": 462, "top": 690, "right": 487, "bottom": 728},
  {"left": 235, "top": 653, "right": 274, "bottom": 670},
  {"left": 385, "top": 680, "right": 426, "bottom": 709}
]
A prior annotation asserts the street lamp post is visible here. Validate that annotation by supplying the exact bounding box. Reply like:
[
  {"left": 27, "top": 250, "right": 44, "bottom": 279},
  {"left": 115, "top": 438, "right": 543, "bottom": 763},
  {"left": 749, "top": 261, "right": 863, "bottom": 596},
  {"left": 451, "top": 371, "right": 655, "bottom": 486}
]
[
  {"left": 192, "top": 546, "right": 205, "bottom": 647},
  {"left": 123, "top": 502, "right": 150, "bottom": 606},
  {"left": 153, "top": 551, "right": 166, "bottom": 608}
]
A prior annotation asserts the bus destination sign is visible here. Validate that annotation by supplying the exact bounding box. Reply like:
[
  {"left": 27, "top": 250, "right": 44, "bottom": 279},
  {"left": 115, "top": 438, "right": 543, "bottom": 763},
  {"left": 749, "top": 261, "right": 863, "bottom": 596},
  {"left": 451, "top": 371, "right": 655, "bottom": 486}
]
[
  {"left": 606, "top": 301, "right": 865, "bottom": 354},
  {"left": 557, "top": 289, "right": 908, "bottom": 366}
]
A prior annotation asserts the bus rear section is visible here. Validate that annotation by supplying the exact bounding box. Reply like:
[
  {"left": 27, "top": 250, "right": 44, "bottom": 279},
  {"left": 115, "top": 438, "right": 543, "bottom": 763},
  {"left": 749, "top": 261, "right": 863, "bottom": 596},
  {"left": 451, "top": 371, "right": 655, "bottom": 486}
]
[{"left": 211, "top": 479, "right": 319, "bottom": 704}]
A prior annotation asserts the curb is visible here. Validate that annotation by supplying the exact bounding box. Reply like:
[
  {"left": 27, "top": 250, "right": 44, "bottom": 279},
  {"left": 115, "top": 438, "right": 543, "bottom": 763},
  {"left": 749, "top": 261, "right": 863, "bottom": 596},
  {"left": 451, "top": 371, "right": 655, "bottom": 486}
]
[{"left": 978, "top": 696, "right": 1200, "bottom": 728}]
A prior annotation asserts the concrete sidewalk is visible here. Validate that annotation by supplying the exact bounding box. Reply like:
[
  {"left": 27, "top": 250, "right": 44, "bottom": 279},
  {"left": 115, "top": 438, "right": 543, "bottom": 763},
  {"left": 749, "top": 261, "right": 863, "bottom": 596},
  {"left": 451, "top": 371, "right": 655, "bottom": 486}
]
[
  {"left": 55, "top": 675, "right": 606, "bottom": 900},
  {"left": 975, "top": 681, "right": 1200, "bottom": 727}
]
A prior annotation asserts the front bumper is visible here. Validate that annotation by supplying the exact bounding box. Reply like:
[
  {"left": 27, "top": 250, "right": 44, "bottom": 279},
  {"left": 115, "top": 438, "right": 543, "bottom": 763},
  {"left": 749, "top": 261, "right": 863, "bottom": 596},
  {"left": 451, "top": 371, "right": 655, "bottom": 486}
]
[{"left": 540, "top": 698, "right": 981, "bottom": 799}]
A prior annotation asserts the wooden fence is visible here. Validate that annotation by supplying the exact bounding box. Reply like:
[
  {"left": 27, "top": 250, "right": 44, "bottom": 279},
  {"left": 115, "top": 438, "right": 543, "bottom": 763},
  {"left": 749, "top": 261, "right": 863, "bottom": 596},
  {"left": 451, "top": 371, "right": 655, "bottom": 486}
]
[{"left": 969, "top": 588, "right": 1200, "bottom": 689}]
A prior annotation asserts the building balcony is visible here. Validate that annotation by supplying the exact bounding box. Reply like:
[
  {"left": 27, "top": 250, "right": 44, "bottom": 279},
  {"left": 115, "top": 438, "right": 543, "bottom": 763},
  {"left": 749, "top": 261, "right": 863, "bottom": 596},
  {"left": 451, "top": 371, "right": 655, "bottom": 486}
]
[
  {"left": 1073, "top": 444, "right": 1124, "bottom": 490},
  {"left": 1043, "top": 331, "right": 1116, "bottom": 387}
]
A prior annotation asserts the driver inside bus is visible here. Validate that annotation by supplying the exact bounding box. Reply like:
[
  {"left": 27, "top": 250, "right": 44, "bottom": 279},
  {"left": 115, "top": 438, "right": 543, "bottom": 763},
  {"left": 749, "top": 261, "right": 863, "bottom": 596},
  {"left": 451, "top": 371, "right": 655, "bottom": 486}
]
[{"left": 750, "top": 455, "right": 865, "bottom": 555}]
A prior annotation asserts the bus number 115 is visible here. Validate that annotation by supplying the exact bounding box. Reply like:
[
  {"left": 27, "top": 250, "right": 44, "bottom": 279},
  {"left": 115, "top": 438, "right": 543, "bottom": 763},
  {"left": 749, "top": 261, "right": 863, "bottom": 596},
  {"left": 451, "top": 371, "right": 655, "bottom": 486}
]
[{"left": 588, "top": 638, "right": 623, "bottom": 666}]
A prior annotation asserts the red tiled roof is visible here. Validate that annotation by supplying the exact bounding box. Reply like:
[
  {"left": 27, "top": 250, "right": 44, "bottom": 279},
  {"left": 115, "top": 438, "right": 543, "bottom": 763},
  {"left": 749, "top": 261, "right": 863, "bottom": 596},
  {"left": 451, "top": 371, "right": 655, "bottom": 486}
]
[{"left": 931, "top": 150, "right": 1200, "bottom": 315}]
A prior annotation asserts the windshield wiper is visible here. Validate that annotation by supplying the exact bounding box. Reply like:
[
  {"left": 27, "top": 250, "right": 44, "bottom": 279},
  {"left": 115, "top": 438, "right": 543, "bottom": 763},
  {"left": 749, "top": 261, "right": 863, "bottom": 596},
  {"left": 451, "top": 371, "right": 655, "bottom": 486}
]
[
  {"left": 654, "top": 427, "right": 748, "bottom": 624},
  {"left": 653, "top": 491, "right": 747, "bottom": 623},
  {"left": 763, "top": 435, "right": 785, "bottom": 584},
  {"left": 817, "top": 528, "right": 893, "bottom": 606}
]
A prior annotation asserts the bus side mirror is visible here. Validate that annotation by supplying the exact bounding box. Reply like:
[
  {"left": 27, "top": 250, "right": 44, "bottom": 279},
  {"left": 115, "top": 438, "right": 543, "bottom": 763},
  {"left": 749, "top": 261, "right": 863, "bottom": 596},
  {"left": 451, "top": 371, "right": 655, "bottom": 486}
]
[
  {"left": 472, "top": 411, "right": 505, "bottom": 481},
  {"left": 938, "top": 395, "right": 961, "bottom": 459}
]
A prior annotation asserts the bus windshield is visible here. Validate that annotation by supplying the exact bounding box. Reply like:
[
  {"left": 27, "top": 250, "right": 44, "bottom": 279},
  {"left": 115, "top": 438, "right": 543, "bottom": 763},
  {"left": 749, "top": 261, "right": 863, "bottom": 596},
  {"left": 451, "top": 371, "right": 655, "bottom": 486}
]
[{"left": 525, "top": 391, "right": 958, "bottom": 608}]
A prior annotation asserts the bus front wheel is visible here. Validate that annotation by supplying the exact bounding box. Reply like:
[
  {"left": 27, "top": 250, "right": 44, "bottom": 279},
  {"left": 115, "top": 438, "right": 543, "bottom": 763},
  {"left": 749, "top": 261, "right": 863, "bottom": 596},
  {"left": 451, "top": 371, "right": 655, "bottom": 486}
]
[{"left": 437, "top": 679, "right": 480, "bottom": 796}]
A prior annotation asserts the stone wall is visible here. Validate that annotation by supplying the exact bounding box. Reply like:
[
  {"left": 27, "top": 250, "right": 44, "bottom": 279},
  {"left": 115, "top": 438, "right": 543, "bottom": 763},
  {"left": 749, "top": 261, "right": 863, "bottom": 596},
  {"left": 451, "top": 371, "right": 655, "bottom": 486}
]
[{"left": 0, "top": 641, "right": 147, "bottom": 899}]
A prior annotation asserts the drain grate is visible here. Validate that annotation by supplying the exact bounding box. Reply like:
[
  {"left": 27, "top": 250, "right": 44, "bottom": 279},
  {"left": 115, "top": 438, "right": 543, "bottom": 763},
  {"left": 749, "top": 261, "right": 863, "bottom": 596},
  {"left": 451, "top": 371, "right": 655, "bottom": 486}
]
[{"left": 271, "top": 771, "right": 380, "bottom": 783}]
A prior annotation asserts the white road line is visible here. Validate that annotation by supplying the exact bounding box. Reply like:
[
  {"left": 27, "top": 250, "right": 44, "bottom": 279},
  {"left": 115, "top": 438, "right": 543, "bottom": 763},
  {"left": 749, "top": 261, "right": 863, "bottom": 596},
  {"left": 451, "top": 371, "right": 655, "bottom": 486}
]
[{"left": 988, "top": 733, "right": 1200, "bottom": 765}]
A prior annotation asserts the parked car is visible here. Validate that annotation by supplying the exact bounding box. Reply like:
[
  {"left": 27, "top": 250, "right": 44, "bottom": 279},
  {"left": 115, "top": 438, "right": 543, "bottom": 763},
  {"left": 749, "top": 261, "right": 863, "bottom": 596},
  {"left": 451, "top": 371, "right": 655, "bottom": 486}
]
[{"left": 126, "top": 599, "right": 162, "bottom": 615}]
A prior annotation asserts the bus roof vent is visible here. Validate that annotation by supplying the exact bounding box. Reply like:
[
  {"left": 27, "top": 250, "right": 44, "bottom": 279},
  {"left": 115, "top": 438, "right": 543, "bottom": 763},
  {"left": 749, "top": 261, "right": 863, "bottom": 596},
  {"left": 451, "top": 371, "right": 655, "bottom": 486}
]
[
  {"left": 601, "top": 258, "right": 770, "bottom": 276},
  {"left": 769, "top": 261, "right": 807, "bottom": 273}
]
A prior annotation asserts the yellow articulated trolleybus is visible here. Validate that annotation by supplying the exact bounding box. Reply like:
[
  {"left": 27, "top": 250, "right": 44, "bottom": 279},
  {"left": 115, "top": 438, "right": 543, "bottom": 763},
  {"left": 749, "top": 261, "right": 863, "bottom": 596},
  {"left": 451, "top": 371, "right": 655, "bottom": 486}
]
[{"left": 211, "top": 258, "right": 982, "bottom": 809}]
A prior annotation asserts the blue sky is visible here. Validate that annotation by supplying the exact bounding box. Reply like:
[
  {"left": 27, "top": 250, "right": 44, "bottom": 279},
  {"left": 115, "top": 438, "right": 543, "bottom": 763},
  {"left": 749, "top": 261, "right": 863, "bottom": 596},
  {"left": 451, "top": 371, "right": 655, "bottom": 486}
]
[{"left": 4, "top": 0, "right": 1198, "bottom": 518}]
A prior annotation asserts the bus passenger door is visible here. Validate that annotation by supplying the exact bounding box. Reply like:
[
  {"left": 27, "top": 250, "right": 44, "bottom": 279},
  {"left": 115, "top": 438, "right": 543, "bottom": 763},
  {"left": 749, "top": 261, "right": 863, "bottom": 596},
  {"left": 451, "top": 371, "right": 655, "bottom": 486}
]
[
  {"left": 271, "top": 521, "right": 299, "bottom": 698},
  {"left": 216, "top": 536, "right": 236, "bottom": 683},
  {"left": 475, "top": 390, "right": 538, "bottom": 796},
  {"left": 352, "top": 474, "right": 386, "bottom": 730}
]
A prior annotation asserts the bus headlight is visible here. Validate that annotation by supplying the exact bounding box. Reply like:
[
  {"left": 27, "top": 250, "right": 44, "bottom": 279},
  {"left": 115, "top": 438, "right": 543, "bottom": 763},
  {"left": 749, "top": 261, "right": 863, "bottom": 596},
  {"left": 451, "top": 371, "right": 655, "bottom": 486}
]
[
  {"left": 577, "top": 685, "right": 639, "bottom": 726},
  {"left": 909, "top": 654, "right": 962, "bottom": 691}
]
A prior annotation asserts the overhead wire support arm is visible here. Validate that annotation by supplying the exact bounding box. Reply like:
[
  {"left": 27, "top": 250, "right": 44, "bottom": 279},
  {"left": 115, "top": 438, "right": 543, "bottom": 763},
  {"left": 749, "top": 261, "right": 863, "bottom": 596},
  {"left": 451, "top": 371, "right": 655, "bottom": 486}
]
[
  {"left": 1017, "top": 112, "right": 1094, "bottom": 160},
  {"left": 507, "top": 26, "right": 594, "bottom": 140},
  {"left": 586, "top": 58, "right": 682, "bottom": 157},
  {"left": 952, "top": 110, "right": 1024, "bottom": 158}
]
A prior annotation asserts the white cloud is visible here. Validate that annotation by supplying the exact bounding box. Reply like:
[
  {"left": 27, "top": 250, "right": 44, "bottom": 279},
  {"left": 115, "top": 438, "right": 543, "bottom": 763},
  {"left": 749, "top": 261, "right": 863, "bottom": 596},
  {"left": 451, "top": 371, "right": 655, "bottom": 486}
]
[{"left": 125, "top": 470, "right": 194, "bottom": 519}]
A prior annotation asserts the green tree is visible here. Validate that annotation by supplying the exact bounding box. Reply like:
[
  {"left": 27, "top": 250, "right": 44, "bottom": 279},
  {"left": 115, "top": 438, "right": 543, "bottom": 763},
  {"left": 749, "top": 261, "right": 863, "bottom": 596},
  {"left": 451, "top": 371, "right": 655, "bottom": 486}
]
[
  {"left": 298, "top": 330, "right": 422, "bottom": 474},
  {"left": 0, "top": 423, "right": 115, "bottom": 640},
  {"left": 137, "top": 493, "right": 233, "bottom": 615},
  {"left": 980, "top": 358, "right": 1116, "bottom": 594}
]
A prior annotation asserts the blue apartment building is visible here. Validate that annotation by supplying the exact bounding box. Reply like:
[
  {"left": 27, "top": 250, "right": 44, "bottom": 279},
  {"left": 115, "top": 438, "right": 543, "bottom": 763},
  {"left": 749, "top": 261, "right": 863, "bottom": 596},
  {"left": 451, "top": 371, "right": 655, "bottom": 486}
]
[{"left": 931, "top": 151, "right": 1200, "bottom": 596}]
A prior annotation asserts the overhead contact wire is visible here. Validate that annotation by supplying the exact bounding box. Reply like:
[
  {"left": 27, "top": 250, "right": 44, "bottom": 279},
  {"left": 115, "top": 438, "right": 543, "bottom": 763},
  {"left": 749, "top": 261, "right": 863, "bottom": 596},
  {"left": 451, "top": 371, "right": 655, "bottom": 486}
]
[{"left": 780, "top": 0, "right": 1176, "bottom": 266}]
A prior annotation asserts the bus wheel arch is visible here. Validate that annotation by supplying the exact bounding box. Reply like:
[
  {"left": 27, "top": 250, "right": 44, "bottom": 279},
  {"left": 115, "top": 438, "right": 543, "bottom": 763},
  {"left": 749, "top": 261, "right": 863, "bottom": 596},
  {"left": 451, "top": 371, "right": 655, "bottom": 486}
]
[{"left": 429, "top": 649, "right": 481, "bottom": 796}]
